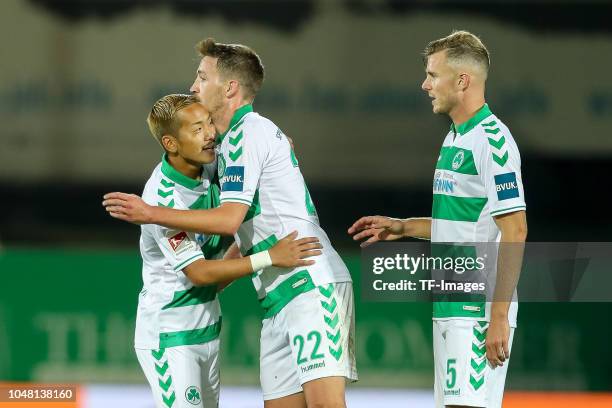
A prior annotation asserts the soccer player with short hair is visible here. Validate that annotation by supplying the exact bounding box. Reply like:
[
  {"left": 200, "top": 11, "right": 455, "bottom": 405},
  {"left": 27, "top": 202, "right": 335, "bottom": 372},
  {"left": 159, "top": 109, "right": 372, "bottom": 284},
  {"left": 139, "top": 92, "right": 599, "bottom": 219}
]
[
  {"left": 104, "top": 40, "right": 357, "bottom": 408},
  {"left": 349, "top": 31, "right": 527, "bottom": 408},
  {"left": 133, "top": 93, "right": 322, "bottom": 408}
]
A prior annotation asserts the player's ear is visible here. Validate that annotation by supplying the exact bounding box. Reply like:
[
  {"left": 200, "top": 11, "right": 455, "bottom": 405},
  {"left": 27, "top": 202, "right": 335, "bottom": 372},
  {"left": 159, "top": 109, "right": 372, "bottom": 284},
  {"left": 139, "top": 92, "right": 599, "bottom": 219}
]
[
  {"left": 161, "top": 134, "right": 178, "bottom": 153},
  {"left": 226, "top": 79, "right": 239, "bottom": 98},
  {"left": 458, "top": 73, "right": 470, "bottom": 91}
]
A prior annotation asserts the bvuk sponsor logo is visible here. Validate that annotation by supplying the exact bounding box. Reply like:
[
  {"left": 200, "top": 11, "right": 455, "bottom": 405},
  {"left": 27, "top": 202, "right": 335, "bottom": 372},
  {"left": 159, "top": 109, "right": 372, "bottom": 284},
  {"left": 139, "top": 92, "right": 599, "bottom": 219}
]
[
  {"left": 494, "top": 172, "right": 519, "bottom": 200},
  {"left": 221, "top": 166, "right": 244, "bottom": 192}
]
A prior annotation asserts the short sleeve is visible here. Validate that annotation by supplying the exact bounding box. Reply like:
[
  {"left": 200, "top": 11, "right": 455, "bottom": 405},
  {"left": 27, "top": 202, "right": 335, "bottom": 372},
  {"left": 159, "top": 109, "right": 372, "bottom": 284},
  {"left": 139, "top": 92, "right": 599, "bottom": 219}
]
[
  {"left": 478, "top": 132, "right": 526, "bottom": 217},
  {"left": 150, "top": 224, "right": 204, "bottom": 271},
  {"left": 219, "top": 124, "right": 267, "bottom": 206}
]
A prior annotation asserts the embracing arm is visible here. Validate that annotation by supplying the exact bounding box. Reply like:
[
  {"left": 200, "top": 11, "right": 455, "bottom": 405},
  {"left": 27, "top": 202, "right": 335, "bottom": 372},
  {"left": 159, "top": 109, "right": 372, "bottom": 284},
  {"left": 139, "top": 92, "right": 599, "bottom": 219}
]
[
  {"left": 182, "top": 232, "right": 322, "bottom": 287},
  {"left": 103, "top": 192, "right": 247, "bottom": 236}
]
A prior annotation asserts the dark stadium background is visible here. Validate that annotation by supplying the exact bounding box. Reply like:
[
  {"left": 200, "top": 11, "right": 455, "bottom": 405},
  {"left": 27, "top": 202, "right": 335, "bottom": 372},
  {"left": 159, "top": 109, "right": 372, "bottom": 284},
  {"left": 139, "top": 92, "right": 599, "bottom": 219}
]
[{"left": 1, "top": 1, "right": 611, "bottom": 407}]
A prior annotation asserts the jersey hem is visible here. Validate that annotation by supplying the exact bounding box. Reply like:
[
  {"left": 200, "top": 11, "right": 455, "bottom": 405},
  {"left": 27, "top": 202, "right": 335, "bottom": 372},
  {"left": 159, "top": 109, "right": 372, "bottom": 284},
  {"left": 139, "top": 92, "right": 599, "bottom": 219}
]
[
  {"left": 490, "top": 205, "right": 526, "bottom": 217},
  {"left": 173, "top": 253, "right": 205, "bottom": 271},
  {"left": 432, "top": 316, "right": 518, "bottom": 328},
  {"left": 220, "top": 197, "right": 253, "bottom": 206}
]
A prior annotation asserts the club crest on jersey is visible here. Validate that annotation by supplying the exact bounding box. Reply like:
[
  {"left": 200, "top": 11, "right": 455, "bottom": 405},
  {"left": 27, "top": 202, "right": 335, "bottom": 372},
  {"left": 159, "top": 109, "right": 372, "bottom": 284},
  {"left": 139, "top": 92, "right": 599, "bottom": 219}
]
[
  {"left": 221, "top": 166, "right": 244, "bottom": 192},
  {"left": 451, "top": 151, "right": 465, "bottom": 170},
  {"left": 494, "top": 172, "right": 519, "bottom": 200},
  {"left": 218, "top": 153, "right": 227, "bottom": 178},
  {"left": 185, "top": 386, "right": 201, "bottom": 405}
]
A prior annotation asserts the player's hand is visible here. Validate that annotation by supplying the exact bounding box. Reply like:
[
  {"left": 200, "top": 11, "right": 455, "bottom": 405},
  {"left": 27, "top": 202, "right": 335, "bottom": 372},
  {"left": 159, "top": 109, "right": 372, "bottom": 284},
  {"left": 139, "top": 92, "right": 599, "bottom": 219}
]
[
  {"left": 269, "top": 231, "right": 322, "bottom": 268},
  {"left": 102, "top": 192, "right": 154, "bottom": 225},
  {"left": 485, "top": 317, "right": 510, "bottom": 368},
  {"left": 347, "top": 215, "right": 405, "bottom": 247}
]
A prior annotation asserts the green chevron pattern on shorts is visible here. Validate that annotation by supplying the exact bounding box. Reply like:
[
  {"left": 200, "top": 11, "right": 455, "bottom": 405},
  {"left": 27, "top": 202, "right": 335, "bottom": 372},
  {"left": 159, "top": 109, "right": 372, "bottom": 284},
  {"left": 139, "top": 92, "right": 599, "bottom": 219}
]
[
  {"left": 319, "top": 283, "right": 343, "bottom": 361},
  {"left": 152, "top": 348, "right": 175, "bottom": 407},
  {"left": 471, "top": 358, "right": 487, "bottom": 374},
  {"left": 324, "top": 313, "right": 339, "bottom": 329},
  {"left": 159, "top": 375, "right": 172, "bottom": 392},
  {"left": 472, "top": 342, "right": 486, "bottom": 358},
  {"left": 319, "top": 284, "right": 333, "bottom": 298},
  {"left": 155, "top": 360, "right": 169, "bottom": 376},
  {"left": 163, "top": 391, "right": 176, "bottom": 407},
  {"left": 329, "top": 345, "right": 343, "bottom": 361},
  {"left": 470, "top": 321, "right": 488, "bottom": 391},
  {"left": 321, "top": 298, "right": 337, "bottom": 314},
  {"left": 470, "top": 374, "right": 484, "bottom": 391},
  {"left": 151, "top": 348, "right": 165, "bottom": 361},
  {"left": 327, "top": 329, "right": 341, "bottom": 345},
  {"left": 473, "top": 327, "right": 487, "bottom": 343}
]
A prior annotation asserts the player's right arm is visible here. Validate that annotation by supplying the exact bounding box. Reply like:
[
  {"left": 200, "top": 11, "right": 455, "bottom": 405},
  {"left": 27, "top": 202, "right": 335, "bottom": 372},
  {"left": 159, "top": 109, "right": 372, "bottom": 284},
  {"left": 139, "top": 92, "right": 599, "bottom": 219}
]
[
  {"left": 183, "top": 231, "right": 322, "bottom": 286},
  {"left": 348, "top": 216, "right": 432, "bottom": 247},
  {"left": 103, "top": 193, "right": 247, "bottom": 236}
]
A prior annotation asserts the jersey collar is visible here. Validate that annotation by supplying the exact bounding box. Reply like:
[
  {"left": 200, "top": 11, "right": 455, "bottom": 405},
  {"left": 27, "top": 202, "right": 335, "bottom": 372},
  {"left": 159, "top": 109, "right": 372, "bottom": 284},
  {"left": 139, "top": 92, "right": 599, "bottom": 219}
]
[
  {"left": 450, "top": 103, "right": 492, "bottom": 136},
  {"left": 161, "top": 154, "right": 202, "bottom": 190},
  {"left": 216, "top": 104, "right": 253, "bottom": 144}
]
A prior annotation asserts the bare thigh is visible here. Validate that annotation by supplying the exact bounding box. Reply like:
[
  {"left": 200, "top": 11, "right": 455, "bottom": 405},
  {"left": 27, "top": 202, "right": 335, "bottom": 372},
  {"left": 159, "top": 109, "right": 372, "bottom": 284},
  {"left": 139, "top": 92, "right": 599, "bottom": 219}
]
[
  {"left": 302, "top": 376, "right": 346, "bottom": 408},
  {"left": 264, "top": 391, "right": 307, "bottom": 408}
]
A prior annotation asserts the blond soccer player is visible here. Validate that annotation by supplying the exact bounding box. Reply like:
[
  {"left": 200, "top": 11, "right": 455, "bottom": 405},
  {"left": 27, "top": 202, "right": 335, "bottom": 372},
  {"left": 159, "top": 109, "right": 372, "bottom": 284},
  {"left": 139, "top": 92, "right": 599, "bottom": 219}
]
[{"left": 349, "top": 31, "right": 527, "bottom": 408}]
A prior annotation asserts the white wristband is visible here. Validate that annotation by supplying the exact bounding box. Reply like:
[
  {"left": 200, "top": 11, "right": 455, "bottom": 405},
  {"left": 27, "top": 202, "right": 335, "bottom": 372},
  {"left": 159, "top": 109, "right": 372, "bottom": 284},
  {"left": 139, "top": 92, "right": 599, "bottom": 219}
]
[{"left": 250, "top": 250, "right": 273, "bottom": 272}]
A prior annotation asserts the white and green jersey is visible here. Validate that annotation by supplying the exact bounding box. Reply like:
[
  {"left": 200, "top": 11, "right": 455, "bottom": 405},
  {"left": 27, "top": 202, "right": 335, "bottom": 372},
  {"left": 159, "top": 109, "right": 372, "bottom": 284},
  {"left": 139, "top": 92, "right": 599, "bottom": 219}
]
[
  {"left": 216, "top": 105, "right": 351, "bottom": 311},
  {"left": 431, "top": 104, "right": 525, "bottom": 326},
  {"left": 135, "top": 155, "right": 224, "bottom": 349}
]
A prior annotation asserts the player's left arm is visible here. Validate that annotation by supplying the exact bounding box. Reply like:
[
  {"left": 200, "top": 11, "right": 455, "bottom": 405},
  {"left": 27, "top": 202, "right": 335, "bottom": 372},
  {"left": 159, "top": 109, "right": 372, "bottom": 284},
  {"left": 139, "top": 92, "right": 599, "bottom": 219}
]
[
  {"left": 486, "top": 210, "right": 527, "bottom": 368},
  {"left": 477, "top": 125, "right": 528, "bottom": 367},
  {"left": 217, "top": 241, "right": 243, "bottom": 292},
  {"left": 103, "top": 195, "right": 248, "bottom": 236}
]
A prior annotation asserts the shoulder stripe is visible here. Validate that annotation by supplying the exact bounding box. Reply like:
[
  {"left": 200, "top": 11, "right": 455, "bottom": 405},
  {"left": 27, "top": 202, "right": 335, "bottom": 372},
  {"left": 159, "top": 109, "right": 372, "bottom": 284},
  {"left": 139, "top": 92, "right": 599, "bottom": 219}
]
[
  {"left": 160, "top": 179, "right": 175, "bottom": 188},
  {"left": 229, "top": 131, "right": 243, "bottom": 147},
  {"left": 487, "top": 135, "right": 506, "bottom": 150},
  {"left": 492, "top": 151, "right": 509, "bottom": 166},
  {"left": 157, "top": 189, "right": 173, "bottom": 198},
  {"left": 158, "top": 199, "right": 175, "bottom": 208}
]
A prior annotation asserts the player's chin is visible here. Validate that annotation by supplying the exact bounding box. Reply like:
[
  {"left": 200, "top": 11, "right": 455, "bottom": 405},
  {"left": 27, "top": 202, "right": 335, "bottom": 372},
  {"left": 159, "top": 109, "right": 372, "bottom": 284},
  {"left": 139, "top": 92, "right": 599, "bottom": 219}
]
[{"left": 199, "top": 149, "right": 216, "bottom": 164}]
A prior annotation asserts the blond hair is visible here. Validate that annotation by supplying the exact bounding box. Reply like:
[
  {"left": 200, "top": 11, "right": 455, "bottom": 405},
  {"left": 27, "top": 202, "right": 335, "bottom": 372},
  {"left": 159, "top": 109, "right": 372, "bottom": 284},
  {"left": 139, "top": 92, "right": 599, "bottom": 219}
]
[
  {"left": 146, "top": 94, "right": 199, "bottom": 147},
  {"left": 195, "top": 38, "right": 265, "bottom": 99},
  {"left": 423, "top": 30, "right": 490, "bottom": 78}
]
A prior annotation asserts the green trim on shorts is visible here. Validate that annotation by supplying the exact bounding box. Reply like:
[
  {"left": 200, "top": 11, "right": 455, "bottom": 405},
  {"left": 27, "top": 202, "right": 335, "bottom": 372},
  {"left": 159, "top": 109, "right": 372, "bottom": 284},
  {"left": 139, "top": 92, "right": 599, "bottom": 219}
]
[
  {"left": 260, "top": 270, "right": 315, "bottom": 319},
  {"left": 158, "top": 318, "right": 222, "bottom": 348}
]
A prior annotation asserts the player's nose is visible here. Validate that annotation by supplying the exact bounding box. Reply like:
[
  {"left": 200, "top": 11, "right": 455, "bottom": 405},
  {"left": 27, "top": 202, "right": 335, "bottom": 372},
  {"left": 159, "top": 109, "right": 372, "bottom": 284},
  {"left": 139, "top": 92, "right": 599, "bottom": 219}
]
[{"left": 189, "top": 80, "right": 198, "bottom": 94}]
